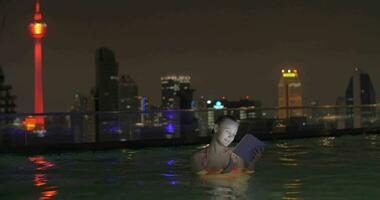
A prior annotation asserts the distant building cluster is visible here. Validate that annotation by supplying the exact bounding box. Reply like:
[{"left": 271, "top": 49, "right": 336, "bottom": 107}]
[
  {"left": 68, "top": 47, "right": 153, "bottom": 142},
  {"left": 160, "top": 75, "right": 194, "bottom": 110},
  {"left": 0, "top": 66, "right": 16, "bottom": 114},
  {"left": 195, "top": 96, "right": 262, "bottom": 134},
  {"left": 2, "top": 42, "right": 379, "bottom": 142}
]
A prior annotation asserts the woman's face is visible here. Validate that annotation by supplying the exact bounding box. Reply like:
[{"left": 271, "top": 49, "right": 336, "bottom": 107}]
[{"left": 216, "top": 120, "right": 239, "bottom": 147}]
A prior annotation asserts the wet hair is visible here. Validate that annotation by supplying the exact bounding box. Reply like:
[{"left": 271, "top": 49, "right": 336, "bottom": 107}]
[{"left": 215, "top": 115, "right": 238, "bottom": 125}]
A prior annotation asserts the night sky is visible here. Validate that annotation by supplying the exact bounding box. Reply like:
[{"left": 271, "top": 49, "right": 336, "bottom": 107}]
[{"left": 1, "top": 0, "right": 380, "bottom": 113}]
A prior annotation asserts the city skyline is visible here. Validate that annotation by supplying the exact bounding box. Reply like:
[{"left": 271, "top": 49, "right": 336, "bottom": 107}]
[{"left": 2, "top": 0, "right": 380, "bottom": 112}]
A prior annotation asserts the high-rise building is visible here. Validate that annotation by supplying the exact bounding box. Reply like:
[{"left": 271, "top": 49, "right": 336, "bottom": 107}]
[
  {"left": 336, "top": 96, "right": 346, "bottom": 129},
  {"left": 194, "top": 96, "right": 208, "bottom": 136},
  {"left": 94, "top": 48, "right": 119, "bottom": 142},
  {"left": 160, "top": 75, "right": 192, "bottom": 109},
  {"left": 160, "top": 75, "right": 196, "bottom": 139},
  {"left": 278, "top": 68, "right": 303, "bottom": 119},
  {"left": 119, "top": 75, "right": 138, "bottom": 111},
  {"left": 135, "top": 96, "right": 149, "bottom": 125},
  {"left": 95, "top": 47, "right": 119, "bottom": 111},
  {"left": 224, "top": 97, "right": 262, "bottom": 120},
  {"left": 118, "top": 75, "right": 151, "bottom": 133},
  {"left": 345, "top": 68, "right": 376, "bottom": 128},
  {"left": 69, "top": 93, "right": 95, "bottom": 143},
  {"left": 202, "top": 97, "right": 261, "bottom": 131},
  {"left": 0, "top": 66, "right": 16, "bottom": 114}
]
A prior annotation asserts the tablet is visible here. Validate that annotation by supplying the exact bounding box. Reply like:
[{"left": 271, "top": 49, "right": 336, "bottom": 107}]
[{"left": 233, "top": 134, "right": 264, "bottom": 162}]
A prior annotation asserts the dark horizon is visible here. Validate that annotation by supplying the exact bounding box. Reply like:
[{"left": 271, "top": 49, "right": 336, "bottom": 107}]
[{"left": 1, "top": 0, "right": 380, "bottom": 113}]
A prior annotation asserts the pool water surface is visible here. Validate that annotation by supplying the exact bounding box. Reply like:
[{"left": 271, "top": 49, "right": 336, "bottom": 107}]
[{"left": 1, "top": 134, "right": 380, "bottom": 199}]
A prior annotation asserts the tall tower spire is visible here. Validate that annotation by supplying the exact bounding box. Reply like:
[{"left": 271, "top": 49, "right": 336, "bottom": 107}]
[
  {"left": 28, "top": 0, "right": 47, "bottom": 133},
  {"left": 34, "top": 0, "right": 42, "bottom": 21}
]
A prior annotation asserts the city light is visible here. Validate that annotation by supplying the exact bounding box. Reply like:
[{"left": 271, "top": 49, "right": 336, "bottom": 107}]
[
  {"left": 165, "top": 122, "right": 175, "bottom": 133},
  {"left": 213, "top": 101, "right": 224, "bottom": 109},
  {"left": 282, "top": 69, "right": 298, "bottom": 78},
  {"left": 29, "top": 22, "right": 47, "bottom": 39},
  {"left": 22, "top": 116, "right": 36, "bottom": 131}
]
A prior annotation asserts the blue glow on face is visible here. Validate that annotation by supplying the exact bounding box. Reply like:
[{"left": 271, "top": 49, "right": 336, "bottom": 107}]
[
  {"left": 165, "top": 123, "right": 175, "bottom": 133},
  {"left": 167, "top": 160, "right": 175, "bottom": 166},
  {"left": 162, "top": 173, "right": 176, "bottom": 177},
  {"left": 169, "top": 180, "right": 177, "bottom": 185}
]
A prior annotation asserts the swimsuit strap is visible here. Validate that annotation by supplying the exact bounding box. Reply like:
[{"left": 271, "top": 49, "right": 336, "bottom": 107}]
[{"left": 202, "top": 147, "right": 237, "bottom": 172}]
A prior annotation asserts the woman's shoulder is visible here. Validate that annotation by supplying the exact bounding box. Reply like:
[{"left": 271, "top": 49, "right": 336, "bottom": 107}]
[
  {"left": 192, "top": 145, "right": 208, "bottom": 156},
  {"left": 191, "top": 146, "right": 209, "bottom": 171}
]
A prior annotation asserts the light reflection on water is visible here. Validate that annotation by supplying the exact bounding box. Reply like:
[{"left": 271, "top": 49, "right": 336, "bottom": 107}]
[
  {"left": 365, "top": 134, "right": 378, "bottom": 145},
  {"left": 29, "top": 156, "right": 58, "bottom": 200},
  {"left": 319, "top": 137, "right": 336, "bottom": 147},
  {"left": 1, "top": 134, "right": 380, "bottom": 199},
  {"left": 276, "top": 143, "right": 303, "bottom": 167},
  {"left": 282, "top": 179, "right": 303, "bottom": 200},
  {"left": 202, "top": 174, "right": 251, "bottom": 200}
]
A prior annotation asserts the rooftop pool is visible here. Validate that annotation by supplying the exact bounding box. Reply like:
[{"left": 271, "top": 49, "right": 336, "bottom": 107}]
[{"left": 1, "top": 134, "right": 379, "bottom": 199}]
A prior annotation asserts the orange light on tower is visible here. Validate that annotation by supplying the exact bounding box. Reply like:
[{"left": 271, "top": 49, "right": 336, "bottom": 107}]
[{"left": 28, "top": 0, "right": 47, "bottom": 133}]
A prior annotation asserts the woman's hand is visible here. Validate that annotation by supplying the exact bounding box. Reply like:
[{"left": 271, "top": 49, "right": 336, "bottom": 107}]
[{"left": 247, "top": 150, "right": 263, "bottom": 172}]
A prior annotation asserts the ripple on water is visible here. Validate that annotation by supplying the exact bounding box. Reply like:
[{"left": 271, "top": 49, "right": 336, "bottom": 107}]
[{"left": 1, "top": 134, "right": 380, "bottom": 199}]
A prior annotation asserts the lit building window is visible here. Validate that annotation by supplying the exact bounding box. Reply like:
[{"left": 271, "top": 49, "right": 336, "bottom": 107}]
[{"left": 110, "top": 76, "right": 118, "bottom": 80}]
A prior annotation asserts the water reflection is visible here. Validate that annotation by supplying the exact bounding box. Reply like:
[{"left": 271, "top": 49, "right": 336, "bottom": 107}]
[
  {"left": 29, "top": 156, "right": 58, "bottom": 200},
  {"left": 201, "top": 174, "right": 251, "bottom": 199},
  {"left": 162, "top": 159, "right": 179, "bottom": 186},
  {"left": 365, "top": 134, "right": 378, "bottom": 145},
  {"left": 319, "top": 137, "right": 336, "bottom": 147},
  {"left": 281, "top": 179, "right": 303, "bottom": 200},
  {"left": 276, "top": 143, "right": 301, "bottom": 167},
  {"left": 121, "top": 149, "right": 137, "bottom": 161}
]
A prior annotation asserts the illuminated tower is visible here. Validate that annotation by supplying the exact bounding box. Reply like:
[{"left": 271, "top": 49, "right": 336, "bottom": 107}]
[
  {"left": 278, "top": 68, "right": 303, "bottom": 119},
  {"left": 28, "top": 0, "right": 47, "bottom": 129}
]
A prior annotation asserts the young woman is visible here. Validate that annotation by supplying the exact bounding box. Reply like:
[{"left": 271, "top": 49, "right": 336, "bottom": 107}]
[{"left": 191, "top": 116, "right": 262, "bottom": 175}]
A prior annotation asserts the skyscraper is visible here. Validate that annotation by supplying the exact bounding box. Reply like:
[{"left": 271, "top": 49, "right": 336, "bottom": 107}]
[
  {"left": 119, "top": 75, "right": 143, "bottom": 132},
  {"left": 160, "top": 75, "right": 196, "bottom": 139},
  {"left": 0, "top": 66, "right": 16, "bottom": 114},
  {"left": 160, "top": 75, "right": 192, "bottom": 109},
  {"left": 278, "top": 68, "right": 303, "bottom": 119},
  {"left": 119, "top": 75, "right": 138, "bottom": 111},
  {"left": 95, "top": 47, "right": 119, "bottom": 111},
  {"left": 345, "top": 68, "right": 376, "bottom": 128},
  {"left": 203, "top": 97, "right": 261, "bottom": 130},
  {"left": 94, "top": 48, "right": 119, "bottom": 142},
  {"left": 69, "top": 93, "right": 95, "bottom": 143}
]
